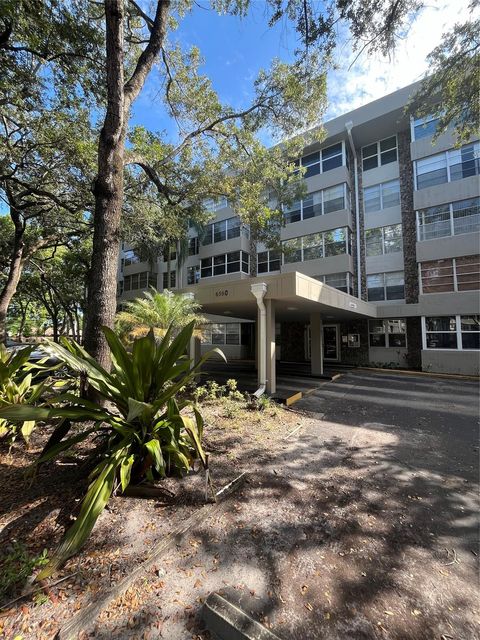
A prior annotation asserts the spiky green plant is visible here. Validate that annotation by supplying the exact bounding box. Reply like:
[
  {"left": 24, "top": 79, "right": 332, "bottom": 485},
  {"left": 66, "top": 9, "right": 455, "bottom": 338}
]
[
  {"left": 0, "top": 321, "right": 224, "bottom": 579},
  {"left": 0, "top": 344, "right": 56, "bottom": 444}
]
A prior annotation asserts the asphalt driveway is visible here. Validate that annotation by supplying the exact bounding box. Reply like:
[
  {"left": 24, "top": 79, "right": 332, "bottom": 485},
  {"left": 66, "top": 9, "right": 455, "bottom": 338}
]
[{"left": 90, "top": 369, "right": 480, "bottom": 639}]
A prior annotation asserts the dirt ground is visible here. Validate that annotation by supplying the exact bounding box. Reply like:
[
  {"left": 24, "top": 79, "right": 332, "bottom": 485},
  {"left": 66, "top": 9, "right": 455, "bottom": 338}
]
[{"left": 1, "top": 370, "right": 479, "bottom": 640}]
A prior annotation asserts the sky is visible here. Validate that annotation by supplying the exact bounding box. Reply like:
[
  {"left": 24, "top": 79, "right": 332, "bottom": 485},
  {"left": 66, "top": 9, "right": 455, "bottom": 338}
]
[{"left": 131, "top": 0, "right": 474, "bottom": 139}]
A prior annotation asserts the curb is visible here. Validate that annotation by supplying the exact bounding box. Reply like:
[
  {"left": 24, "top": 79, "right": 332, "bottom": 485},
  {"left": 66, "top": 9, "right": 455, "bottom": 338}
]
[
  {"left": 356, "top": 367, "right": 479, "bottom": 381},
  {"left": 203, "top": 592, "right": 283, "bottom": 640}
]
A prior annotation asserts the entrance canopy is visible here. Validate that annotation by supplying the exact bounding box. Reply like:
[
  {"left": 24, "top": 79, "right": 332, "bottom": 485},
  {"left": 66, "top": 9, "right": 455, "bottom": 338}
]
[
  {"left": 184, "top": 272, "right": 378, "bottom": 396},
  {"left": 184, "top": 271, "right": 378, "bottom": 323}
]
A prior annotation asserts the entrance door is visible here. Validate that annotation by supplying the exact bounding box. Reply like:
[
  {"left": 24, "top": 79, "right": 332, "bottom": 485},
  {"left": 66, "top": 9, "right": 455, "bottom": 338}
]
[{"left": 323, "top": 324, "right": 340, "bottom": 361}]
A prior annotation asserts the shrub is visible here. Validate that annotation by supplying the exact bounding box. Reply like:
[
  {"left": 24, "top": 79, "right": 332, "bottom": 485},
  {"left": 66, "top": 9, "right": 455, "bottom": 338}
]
[
  {"left": 0, "top": 344, "right": 57, "bottom": 445},
  {"left": 0, "top": 321, "right": 224, "bottom": 579}
]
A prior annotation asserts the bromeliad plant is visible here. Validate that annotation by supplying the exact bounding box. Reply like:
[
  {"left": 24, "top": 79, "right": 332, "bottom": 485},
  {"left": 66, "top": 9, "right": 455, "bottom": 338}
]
[
  {"left": 0, "top": 321, "right": 224, "bottom": 579},
  {"left": 0, "top": 344, "right": 56, "bottom": 445}
]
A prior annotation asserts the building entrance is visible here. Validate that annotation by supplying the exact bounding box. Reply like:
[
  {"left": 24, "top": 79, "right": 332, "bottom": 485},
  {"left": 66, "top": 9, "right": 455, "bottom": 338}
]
[{"left": 323, "top": 324, "right": 340, "bottom": 361}]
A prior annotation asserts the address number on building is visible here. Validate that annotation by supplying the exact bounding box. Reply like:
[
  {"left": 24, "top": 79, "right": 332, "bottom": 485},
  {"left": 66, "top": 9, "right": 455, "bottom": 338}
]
[{"left": 215, "top": 289, "right": 229, "bottom": 297}]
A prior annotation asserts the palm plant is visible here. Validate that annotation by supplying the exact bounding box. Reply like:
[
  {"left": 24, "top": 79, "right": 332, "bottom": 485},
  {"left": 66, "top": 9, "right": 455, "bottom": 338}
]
[
  {"left": 0, "top": 321, "right": 223, "bottom": 579},
  {"left": 116, "top": 288, "right": 205, "bottom": 343}
]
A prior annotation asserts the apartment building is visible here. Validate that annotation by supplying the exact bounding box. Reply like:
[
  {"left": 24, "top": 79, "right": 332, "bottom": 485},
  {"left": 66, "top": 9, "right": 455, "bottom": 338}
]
[{"left": 118, "top": 81, "right": 480, "bottom": 383}]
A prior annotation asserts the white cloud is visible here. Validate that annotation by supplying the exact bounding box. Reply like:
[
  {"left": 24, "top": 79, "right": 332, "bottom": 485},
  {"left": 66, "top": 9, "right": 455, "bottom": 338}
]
[{"left": 325, "top": 0, "right": 474, "bottom": 120}]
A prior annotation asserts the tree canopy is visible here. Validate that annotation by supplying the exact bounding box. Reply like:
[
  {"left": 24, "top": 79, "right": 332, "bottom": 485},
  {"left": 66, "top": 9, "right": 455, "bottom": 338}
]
[{"left": 408, "top": 0, "right": 479, "bottom": 145}]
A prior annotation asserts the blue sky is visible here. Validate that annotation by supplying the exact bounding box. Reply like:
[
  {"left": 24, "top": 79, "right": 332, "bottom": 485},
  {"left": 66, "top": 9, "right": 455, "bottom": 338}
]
[
  {"left": 131, "top": 3, "right": 299, "bottom": 137},
  {"left": 131, "top": 0, "right": 472, "bottom": 141}
]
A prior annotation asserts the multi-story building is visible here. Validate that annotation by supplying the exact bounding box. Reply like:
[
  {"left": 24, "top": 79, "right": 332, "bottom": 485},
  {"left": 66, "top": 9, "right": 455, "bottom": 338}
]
[{"left": 118, "top": 81, "right": 480, "bottom": 387}]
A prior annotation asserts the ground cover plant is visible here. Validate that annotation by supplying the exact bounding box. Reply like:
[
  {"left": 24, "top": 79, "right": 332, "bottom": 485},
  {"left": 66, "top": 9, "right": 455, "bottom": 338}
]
[{"left": 0, "top": 321, "right": 223, "bottom": 580}]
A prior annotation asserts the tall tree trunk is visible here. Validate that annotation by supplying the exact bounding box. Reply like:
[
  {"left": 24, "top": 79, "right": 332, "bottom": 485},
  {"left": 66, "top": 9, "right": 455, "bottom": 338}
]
[
  {"left": 83, "top": 0, "right": 127, "bottom": 368},
  {"left": 52, "top": 312, "right": 59, "bottom": 343},
  {"left": 18, "top": 301, "right": 29, "bottom": 340},
  {"left": 83, "top": 0, "right": 170, "bottom": 368},
  {"left": 0, "top": 210, "right": 25, "bottom": 344}
]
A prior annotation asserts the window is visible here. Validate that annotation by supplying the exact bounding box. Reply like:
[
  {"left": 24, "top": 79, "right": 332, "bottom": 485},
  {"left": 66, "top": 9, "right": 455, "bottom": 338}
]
[
  {"left": 314, "top": 272, "right": 354, "bottom": 295},
  {"left": 324, "top": 228, "right": 347, "bottom": 256},
  {"left": 369, "top": 318, "right": 406, "bottom": 347},
  {"left": 227, "top": 216, "right": 241, "bottom": 239},
  {"left": 123, "top": 272, "right": 156, "bottom": 292},
  {"left": 321, "top": 143, "right": 343, "bottom": 172},
  {"left": 201, "top": 251, "right": 249, "bottom": 278},
  {"left": 453, "top": 198, "right": 480, "bottom": 235},
  {"left": 415, "top": 143, "right": 480, "bottom": 190},
  {"left": 188, "top": 237, "right": 199, "bottom": 256},
  {"left": 257, "top": 250, "right": 281, "bottom": 274},
  {"left": 417, "top": 198, "right": 480, "bottom": 241},
  {"left": 303, "top": 232, "right": 323, "bottom": 260},
  {"left": 299, "top": 143, "right": 345, "bottom": 178},
  {"left": 424, "top": 315, "right": 480, "bottom": 350},
  {"left": 162, "top": 246, "right": 176, "bottom": 261},
  {"left": 363, "top": 179, "right": 401, "bottom": 213},
  {"left": 415, "top": 154, "right": 448, "bottom": 189},
  {"left": 123, "top": 249, "right": 141, "bottom": 267},
  {"left": 365, "top": 224, "right": 403, "bottom": 257},
  {"left": 203, "top": 196, "right": 228, "bottom": 212},
  {"left": 201, "top": 323, "right": 241, "bottom": 345},
  {"left": 413, "top": 114, "right": 440, "bottom": 140},
  {"left": 162, "top": 271, "right": 176, "bottom": 289},
  {"left": 420, "top": 255, "right": 480, "bottom": 294},
  {"left": 323, "top": 184, "right": 346, "bottom": 214},
  {"left": 461, "top": 315, "right": 480, "bottom": 349},
  {"left": 282, "top": 227, "right": 350, "bottom": 264},
  {"left": 213, "top": 220, "right": 226, "bottom": 243},
  {"left": 362, "top": 136, "right": 397, "bottom": 171},
  {"left": 283, "top": 237, "right": 303, "bottom": 263},
  {"left": 187, "top": 265, "right": 200, "bottom": 285},
  {"left": 425, "top": 316, "right": 457, "bottom": 349},
  {"left": 202, "top": 216, "right": 242, "bottom": 245},
  {"left": 284, "top": 183, "right": 348, "bottom": 223},
  {"left": 367, "top": 271, "right": 404, "bottom": 301}
]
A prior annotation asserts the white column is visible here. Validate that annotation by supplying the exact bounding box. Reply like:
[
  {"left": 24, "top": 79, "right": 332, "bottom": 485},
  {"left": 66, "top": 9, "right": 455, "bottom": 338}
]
[
  {"left": 251, "top": 282, "right": 268, "bottom": 395},
  {"left": 310, "top": 312, "right": 324, "bottom": 375},
  {"left": 265, "top": 299, "right": 276, "bottom": 395}
]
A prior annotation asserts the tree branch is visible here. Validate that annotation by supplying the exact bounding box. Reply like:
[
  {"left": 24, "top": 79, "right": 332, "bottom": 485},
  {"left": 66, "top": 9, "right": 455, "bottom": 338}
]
[{"left": 124, "top": 1, "right": 170, "bottom": 111}]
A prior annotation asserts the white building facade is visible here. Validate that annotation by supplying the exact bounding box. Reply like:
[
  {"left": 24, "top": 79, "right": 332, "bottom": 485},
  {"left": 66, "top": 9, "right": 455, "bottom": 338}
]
[{"left": 118, "top": 82, "right": 480, "bottom": 378}]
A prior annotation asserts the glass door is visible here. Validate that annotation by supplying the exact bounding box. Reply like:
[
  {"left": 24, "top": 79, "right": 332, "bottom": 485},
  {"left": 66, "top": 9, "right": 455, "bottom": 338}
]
[{"left": 323, "top": 324, "right": 340, "bottom": 361}]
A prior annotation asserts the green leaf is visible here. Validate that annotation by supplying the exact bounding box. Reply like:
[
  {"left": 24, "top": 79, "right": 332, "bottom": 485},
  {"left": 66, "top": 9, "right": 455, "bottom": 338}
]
[
  {"left": 120, "top": 454, "right": 134, "bottom": 492},
  {"left": 36, "top": 446, "right": 126, "bottom": 581},
  {"left": 144, "top": 438, "right": 165, "bottom": 475},
  {"left": 35, "top": 428, "right": 98, "bottom": 465},
  {"left": 126, "top": 397, "right": 153, "bottom": 422},
  {"left": 20, "top": 421, "right": 35, "bottom": 442},
  {"left": 181, "top": 415, "right": 206, "bottom": 466}
]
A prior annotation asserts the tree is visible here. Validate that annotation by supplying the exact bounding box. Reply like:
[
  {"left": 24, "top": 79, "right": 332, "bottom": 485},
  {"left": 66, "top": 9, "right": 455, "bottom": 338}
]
[
  {"left": 0, "top": 1, "right": 100, "bottom": 343},
  {"left": 0, "top": 109, "right": 95, "bottom": 343},
  {"left": 409, "top": 0, "right": 479, "bottom": 144},
  {"left": 18, "top": 242, "right": 90, "bottom": 342},
  {"left": 115, "top": 288, "right": 204, "bottom": 343}
]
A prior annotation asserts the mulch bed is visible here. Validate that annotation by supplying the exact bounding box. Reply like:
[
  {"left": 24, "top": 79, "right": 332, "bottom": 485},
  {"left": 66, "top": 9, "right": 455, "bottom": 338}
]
[{"left": 0, "top": 400, "right": 309, "bottom": 639}]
